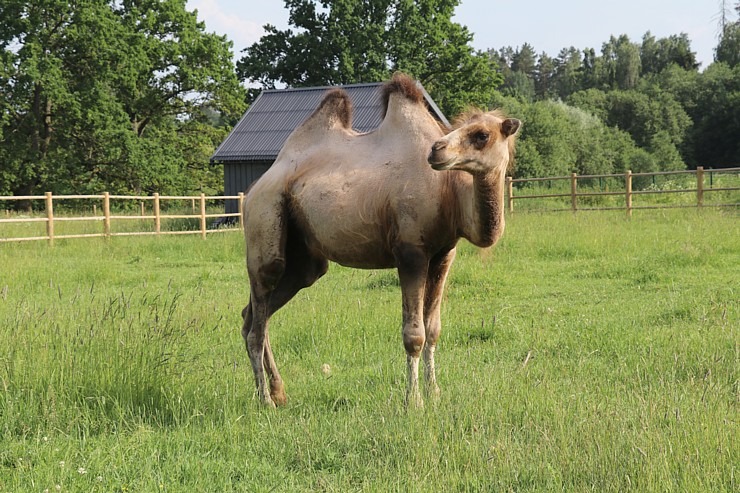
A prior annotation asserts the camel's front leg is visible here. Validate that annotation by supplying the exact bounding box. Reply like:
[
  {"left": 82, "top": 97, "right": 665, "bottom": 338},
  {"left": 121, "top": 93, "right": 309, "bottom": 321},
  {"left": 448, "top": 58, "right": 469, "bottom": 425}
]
[
  {"left": 395, "top": 244, "right": 429, "bottom": 409},
  {"left": 423, "top": 248, "right": 456, "bottom": 399}
]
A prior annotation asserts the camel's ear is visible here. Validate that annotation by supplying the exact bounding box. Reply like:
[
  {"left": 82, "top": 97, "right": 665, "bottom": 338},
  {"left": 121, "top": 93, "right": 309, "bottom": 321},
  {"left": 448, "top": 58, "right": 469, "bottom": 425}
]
[{"left": 501, "top": 118, "right": 521, "bottom": 138}]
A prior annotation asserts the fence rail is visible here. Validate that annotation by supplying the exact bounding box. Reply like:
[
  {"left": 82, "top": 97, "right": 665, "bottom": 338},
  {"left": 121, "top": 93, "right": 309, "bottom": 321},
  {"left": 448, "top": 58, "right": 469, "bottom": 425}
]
[
  {"left": 505, "top": 166, "right": 739, "bottom": 216},
  {"left": 1, "top": 192, "right": 244, "bottom": 245},
  {"left": 2, "top": 167, "right": 738, "bottom": 244}
]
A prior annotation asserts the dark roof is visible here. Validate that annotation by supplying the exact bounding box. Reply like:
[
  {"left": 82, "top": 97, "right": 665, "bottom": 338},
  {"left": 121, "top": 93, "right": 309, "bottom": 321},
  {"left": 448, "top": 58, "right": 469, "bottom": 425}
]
[{"left": 211, "top": 82, "right": 449, "bottom": 163}]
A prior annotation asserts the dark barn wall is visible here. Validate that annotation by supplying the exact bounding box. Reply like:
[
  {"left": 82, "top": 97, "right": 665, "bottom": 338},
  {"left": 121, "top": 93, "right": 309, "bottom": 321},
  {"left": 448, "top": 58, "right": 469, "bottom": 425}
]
[{"left": 224, "top": 161, "right": 272, "bottom": 214}]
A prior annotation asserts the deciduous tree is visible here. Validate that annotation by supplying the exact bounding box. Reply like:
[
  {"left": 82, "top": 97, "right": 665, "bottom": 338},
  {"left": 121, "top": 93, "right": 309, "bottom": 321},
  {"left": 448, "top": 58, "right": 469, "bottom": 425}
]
[
  {"left": 0, "top": 0, "right": 244, "bottom": 204},
  {"left": 237, "top": 0, "right": 501, "bottom": 116}
]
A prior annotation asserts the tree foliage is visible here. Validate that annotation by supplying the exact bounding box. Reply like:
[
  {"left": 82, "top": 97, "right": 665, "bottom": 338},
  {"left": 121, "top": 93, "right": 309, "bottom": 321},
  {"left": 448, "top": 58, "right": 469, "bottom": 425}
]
[
  {"left": 715, "top": 3, "right": 740, "bottom": 67},
  {"left": 237, "top": 0, "right": 501, "bottom": 116},
  {"left": 1, "top": 0, "right": 738, "bottom": 201},
  {"left": 494, "top": 21, "right": 739, "bottom": 171},
  {"left": 491, "top": 95, "right": 659, "bottom": 179},
  {"left": 0, "top": 0, "right": 245, "bottom": 203}
]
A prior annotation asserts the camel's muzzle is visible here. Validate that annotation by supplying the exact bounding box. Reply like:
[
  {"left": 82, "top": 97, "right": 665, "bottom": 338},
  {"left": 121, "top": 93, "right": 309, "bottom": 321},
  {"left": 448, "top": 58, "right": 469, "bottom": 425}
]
[
  {"left": 428, "top": 142, "right": 455, "bottom": 170},
  {"left": 428, "top": 155, "right": 455, "bottom": 171}
]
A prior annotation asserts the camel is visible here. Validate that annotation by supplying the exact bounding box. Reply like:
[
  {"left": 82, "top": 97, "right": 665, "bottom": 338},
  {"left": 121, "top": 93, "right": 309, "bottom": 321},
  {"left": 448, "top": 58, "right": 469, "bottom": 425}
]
[{"left": 241, "top": 73, "right": 520, "bottom": 408}]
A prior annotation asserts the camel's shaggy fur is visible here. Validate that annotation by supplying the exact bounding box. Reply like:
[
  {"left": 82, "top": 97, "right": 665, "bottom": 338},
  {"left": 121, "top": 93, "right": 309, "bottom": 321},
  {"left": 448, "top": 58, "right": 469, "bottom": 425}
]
[{"left": 241, "top": 73, "right": 521, "bottom": 408}]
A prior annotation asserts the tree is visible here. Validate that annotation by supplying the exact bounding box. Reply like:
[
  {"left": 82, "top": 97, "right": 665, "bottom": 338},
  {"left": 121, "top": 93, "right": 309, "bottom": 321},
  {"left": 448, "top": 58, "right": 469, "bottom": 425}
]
[
  {"left": 715, "top": 3, "right": 740, "bottom": 67},
  {"left": 491, "top": 96, "right": 660, "bottom": 179},
  {"left": 659, "top": 33, "right": 700, "bottom": 71},
  {"left": 553, "top": 47, "right": 583, "bottom": 99},
  {"left": 716, "top": 25, "right": 740, "bottom": 66},
  {"left": 641, "top": 32, "right": 699, "bottom": 73},
  {"left": 239, "top": 0, "right": 390, "bottom": 90},
  {"left": 511, "top": 43, "right": 537, "bottom": 78},
  {"left": 688, "top": 62, "right": 740, "bottom": 167},
  {"left": 567, "top": 88, "right": 690, "bottom": 170},
  {"left": 591, "top": 35, "right": 642, "bottom": 90},
  {"left": 0, "top": 0, "right": 244, "bottom": 204},
  {"left": 614, "top": 35, "right": 641, "bottom": 89},
  {"left": 580, "top": 47, "right": 599, "bottom": 89},
  {"left": 534, "top": 52, "right": 556, "bottom": 99},
  {"left": 237, "top": 0, "right": 501, "bottom": 116},
  {"left": 500, "top": 71, "right": 535, "bottom": 102},
  {"left": 640, "top": 32, "right": 661, "bottom": 74}
]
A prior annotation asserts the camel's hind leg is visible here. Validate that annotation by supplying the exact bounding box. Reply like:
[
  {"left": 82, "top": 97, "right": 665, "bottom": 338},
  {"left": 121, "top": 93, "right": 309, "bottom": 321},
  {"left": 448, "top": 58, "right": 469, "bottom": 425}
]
[
  {"left": 242, "top": 238, "right": 328, "bottom": 407},
  {"left": 423, "top": 248, "right": 456, "bottom": 399},
  {"left": 242, "top": 193, "right": 289, "bottom": 406},
  {"left": 242, "top": 302, "right": 286, "bottom": 405}
]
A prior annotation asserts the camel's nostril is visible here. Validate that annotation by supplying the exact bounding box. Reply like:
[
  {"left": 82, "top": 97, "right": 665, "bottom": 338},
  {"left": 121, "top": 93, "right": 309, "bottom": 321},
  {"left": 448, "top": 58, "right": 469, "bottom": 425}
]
[{"left": 432, "top": 141, "right": 447, "bottom": 152}]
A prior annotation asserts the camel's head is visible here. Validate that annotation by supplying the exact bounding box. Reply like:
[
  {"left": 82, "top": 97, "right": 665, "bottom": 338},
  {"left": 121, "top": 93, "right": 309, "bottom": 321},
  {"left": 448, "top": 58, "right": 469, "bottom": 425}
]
[{"left": 428, "top": 110, "right": 521, "bottom": 174}]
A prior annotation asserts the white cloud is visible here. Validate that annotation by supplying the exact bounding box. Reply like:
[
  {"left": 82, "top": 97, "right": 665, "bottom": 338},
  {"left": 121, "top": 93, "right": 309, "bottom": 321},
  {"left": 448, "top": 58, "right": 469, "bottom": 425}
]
[{"left": 189, "top": 0, "right": 266, "bottom": 53}]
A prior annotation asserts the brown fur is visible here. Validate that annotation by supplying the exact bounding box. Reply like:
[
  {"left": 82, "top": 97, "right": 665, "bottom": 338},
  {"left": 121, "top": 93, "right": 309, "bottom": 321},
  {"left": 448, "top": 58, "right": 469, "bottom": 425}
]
[
  {"left": 381, "top": 72, "right": 425, "bottom": 117},
  {"left": 452, "top": 108, "right": 518, "bottom": 172},
  {"left": 310, "top": 88, "right": 353, "bottom": 129},
  {"left": 241, "top": 73, "right": 520, "bottom": 409}
]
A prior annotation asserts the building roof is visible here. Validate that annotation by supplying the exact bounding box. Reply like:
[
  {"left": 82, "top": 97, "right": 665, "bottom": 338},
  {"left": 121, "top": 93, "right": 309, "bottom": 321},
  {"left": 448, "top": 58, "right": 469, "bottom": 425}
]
[{"left": 211, "top": 81, "right": 449, "bottom": 163}]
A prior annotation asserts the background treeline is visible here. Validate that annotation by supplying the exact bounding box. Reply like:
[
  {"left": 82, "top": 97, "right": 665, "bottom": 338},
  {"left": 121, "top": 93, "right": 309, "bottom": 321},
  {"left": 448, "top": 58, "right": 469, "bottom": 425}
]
[
  {"left": 490, "top": 28, "right": 740, "bottom": 177},
  {"left": 1, "top": 0, "right": 739, "bottom": 207}
]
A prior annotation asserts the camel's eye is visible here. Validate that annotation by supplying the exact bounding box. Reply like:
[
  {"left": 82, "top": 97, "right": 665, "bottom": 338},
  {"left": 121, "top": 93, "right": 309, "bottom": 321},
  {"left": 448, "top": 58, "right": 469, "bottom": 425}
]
[{"left": 471, "top": 131, "right": 490, "bottom": 148}]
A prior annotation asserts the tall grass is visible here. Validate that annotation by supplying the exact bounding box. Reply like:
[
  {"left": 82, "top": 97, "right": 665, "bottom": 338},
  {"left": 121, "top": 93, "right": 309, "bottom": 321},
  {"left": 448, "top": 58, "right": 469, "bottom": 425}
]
[{"left": 0, "top": 210, "right": 737, "bottom": 491}]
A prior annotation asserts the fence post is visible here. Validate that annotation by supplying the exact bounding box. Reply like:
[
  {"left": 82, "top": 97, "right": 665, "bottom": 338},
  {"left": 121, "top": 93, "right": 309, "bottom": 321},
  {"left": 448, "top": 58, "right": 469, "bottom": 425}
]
[
  {"left": 506, "top": 176, "right": 514, "bottom": 214},
  {"left": 625, "top": 170, "right": 633, "bottom": 218},
  {"left": 696, "top": 166, "right": 704, "bottom": 207},
  {"left": 199, "top": 193, "right": 207, "bottom": 239},
  {"left": 570, "top": 173, "right": 578, "bottom": 212},
  {"left": 103, "top": 192, "right": 111, "bottom": 237},
  {"left": 238, "top": 192, "right": 245, "bottom": 230},
  {"left": 153, "top": 193, "right": 161, "bottom": 234},
  {"left": 45, "top": 192, "right": 54, "bottom": 246}
]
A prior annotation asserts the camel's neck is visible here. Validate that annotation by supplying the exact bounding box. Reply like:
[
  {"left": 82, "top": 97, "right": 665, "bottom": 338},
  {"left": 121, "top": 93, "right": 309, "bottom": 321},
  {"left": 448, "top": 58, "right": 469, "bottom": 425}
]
[{"left": 454, "top": 167, "right": 507, "bottom": 248}]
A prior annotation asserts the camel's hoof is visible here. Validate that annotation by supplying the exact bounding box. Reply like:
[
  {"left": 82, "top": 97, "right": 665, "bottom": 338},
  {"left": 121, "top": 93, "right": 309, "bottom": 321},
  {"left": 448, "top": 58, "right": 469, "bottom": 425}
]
[
  {"left": 256, "top": 391, "right": 276, "bottom": 408},
  {"left": 426, "top": 386, "right": 441, "bottom": 404},
  {"left": 405, "top": 393, "right": 424, "bottom": 410},
  {"left": 270, "top": 388, "right": 288, "bottom": 407}
]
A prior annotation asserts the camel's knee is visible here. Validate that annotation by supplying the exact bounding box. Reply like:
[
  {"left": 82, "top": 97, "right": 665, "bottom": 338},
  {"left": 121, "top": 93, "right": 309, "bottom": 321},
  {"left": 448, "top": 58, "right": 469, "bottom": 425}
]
[
  {"left": 425, "top": 318, "right": 441, "bottom": 346},
  {"left": 256, "top": 258, "right": 286, "bottom": 289},
  {"left": 403, "top": 325, "right": 425, "bottom": 358}
]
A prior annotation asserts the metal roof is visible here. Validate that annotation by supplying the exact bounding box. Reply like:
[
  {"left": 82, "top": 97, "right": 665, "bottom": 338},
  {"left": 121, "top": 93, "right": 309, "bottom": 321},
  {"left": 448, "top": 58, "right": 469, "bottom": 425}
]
[{"left": 211, "top": 81, "right": 449, "bottom": 163}]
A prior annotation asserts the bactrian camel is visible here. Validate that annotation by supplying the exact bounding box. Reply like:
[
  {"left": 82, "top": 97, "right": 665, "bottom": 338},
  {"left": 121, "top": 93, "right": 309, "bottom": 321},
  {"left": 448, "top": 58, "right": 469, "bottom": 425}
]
[{"left": 241, "top": 73, "right": 521, "bottom": 408}]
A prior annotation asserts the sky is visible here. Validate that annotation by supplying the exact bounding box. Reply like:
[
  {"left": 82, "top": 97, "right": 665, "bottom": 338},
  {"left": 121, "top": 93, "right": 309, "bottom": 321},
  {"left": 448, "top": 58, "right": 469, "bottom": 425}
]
[{"left": 188, "top": 0, "right": 730, "bottom": 71}]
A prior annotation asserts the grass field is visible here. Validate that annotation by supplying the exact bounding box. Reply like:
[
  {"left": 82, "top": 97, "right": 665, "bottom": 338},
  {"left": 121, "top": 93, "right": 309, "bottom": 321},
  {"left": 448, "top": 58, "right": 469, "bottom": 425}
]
[{"left": 1, "top": 210, "right": 737, "bottom": 492}]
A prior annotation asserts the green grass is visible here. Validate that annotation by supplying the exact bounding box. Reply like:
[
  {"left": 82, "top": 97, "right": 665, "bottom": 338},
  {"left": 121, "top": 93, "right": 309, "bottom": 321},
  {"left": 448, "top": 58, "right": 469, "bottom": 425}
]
[{"left": 0, "top": 210, "right": 737, "bottom": 492}]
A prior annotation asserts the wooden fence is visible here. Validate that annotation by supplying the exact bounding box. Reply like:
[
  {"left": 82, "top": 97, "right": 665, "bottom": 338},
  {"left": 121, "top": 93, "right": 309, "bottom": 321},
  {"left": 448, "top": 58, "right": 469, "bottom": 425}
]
[
  {"left": 0, "top": 192, "right": 244, "bottom": 245},
  {"left": 505, "top": 166, "right": 739, "bottom": 216},
  {"left": 1, "top": 167, "right": 738, "bottom": 244}
]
